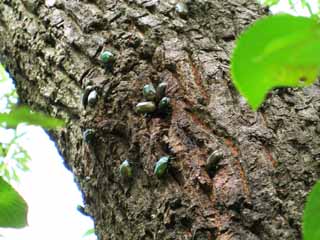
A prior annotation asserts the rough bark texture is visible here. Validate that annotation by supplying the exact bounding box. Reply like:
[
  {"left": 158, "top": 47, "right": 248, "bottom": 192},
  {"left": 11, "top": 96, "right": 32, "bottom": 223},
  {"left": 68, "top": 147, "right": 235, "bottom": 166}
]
[{"left": 1, "top": 0, "right": 320, "bottom": 239}]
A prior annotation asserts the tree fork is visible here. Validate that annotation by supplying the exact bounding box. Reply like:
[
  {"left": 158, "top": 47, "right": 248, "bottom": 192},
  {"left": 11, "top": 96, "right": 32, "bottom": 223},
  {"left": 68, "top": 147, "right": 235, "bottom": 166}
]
[{"left": 1, "top": 1, "right": 320, "bottom": 239}]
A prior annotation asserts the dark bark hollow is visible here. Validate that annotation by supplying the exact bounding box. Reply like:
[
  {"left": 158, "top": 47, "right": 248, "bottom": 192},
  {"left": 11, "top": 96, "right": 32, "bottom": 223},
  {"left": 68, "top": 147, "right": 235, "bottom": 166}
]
[{"left": 1, "top": 0, "right": 320, "bottom": 239}]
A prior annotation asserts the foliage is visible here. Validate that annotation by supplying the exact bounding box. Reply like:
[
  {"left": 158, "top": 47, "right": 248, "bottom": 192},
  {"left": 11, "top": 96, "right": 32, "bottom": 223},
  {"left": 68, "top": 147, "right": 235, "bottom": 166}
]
[
  {"left": 0, "top": 130, "right": 30, "bottom": 182},
  {"left": 0, "top": 176, "right": 28, "bottom": 228},
  {"left": 303, "top": 181, "right": 320, "bottom": 240},
  {"left": 261, "top": 0, "right": 280, "bottom": 6},
  {"left": 0, "top": 106, "right": 64, "bottom": 129},
  {"left": 83, "top": 228, "right": 95, "bottom": 238},
  {"left": 231, "top": 1, "right": 320, "bottom": 239},
  {"left": 0, "top": 65, "right": 30, "bottom": 183},
  {"left": 231, "top": 14, "right": 320, "bottom": 110},
  {"left": 0, "top": 64, "right": 65, "bottom": 229}
]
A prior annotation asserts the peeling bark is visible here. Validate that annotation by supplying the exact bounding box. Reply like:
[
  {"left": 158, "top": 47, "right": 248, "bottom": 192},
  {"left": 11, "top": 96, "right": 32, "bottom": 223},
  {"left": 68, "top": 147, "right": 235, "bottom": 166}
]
[{"left": 1, "top": 1, "right": 320, "bottom": 239}]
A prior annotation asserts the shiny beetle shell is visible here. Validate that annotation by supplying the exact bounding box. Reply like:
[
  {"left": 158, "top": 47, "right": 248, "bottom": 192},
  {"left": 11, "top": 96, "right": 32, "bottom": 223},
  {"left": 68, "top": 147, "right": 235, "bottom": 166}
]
[
  {"left": 158, "top": 97, "right": 170, "bottom": 111},
  {"left": 100, "top": 51, "right": 114, "bottom": 64},
  {"left": 206, "top": 150, "right": 224, "bottom": 172},
  {"left": 119, "top": 160, "right": 133, "bottom": 178},
  {"left": 83, "top": 129, "right": 95, "bottom": 144},
  {"left": 82, "top": 86, "right": 94, "bottom": 109},
  {"left": 156, "top": 82, "right": 168, "bottom": 99},
  {"left": 87, "top": 90, "right": 98, "bottom": 107},
  {"left": 143, "top": 84, "right": 156, "bottom": 100},
  {"left": 154, "top": 156, "right": 170, "bottom": 178},
  {"left": 175, "top": 2, "right": 188, "bottom": 17},
  {"left": 136, "top": 101, "right": 156, "bottom": 114}
]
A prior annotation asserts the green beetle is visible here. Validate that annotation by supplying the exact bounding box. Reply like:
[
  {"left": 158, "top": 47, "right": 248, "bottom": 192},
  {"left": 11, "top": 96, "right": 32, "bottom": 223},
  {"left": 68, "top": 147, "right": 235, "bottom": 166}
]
[
  {"left": 83, "top": 129, "right": 95, "bottom": 144},
  {"left": 100, "top": 51, "right": 114, "bottom": 64},
  {"left": 154, "top": 156, "right": 170, "bottom": 178},
  {"left": 158, "top": 97, "right": 170, "bottom": 111},
  {"left": 120, "top": 160, "right": 133, "bottom": 178},
  {"left": 143, "top": 84, "right": 156, "bottom": 101},
  {"left": 136, "top": 101, "right": 156, "bottom": 114},
  {"left": 156, "top": 82, "right": 168, "bottom": 99},
  {"left": 206, "top": 150, "right": 224, "bottom": 174},
  {"left": 87, "top": 90, "right": 98, "bottom": 108},
  {"left": 82, "top": 86, "right": 94, "bottom": 109}
]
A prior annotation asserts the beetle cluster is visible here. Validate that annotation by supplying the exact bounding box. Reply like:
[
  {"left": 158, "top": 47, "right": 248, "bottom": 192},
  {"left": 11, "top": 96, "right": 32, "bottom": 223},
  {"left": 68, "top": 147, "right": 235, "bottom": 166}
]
[
  {"left": 81, "top": 49, "right": 174, "bottom": 183},
  {"left": 82, "top": 51, "right": 114, "bottom": 109},
  {"left": 136, "top": 82, "right": 171, "bottom": 115},
  {"left": 118, "top": 156, "right": 171, "bottom": 180}
]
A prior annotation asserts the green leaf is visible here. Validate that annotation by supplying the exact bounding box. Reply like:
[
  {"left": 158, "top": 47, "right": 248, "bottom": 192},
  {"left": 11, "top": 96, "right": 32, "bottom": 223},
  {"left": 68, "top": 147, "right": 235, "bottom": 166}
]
[
  {"left": 260, "top": 0, "right": 280, "bottom": 6},
  {"left": 231, "top": 14, "right": 320, "bottom": 110},
  {"left": 0, "top": 106, "right": 64, "bottom": 129},
  {"left": 303, "top": 181, "right": 320, "bottom": 240},
  {"left": 0, "top": 176, "right": 28, "bottom": 228},
  {"left": 83, "top": 228, "right": 95, "bottom": 237}
]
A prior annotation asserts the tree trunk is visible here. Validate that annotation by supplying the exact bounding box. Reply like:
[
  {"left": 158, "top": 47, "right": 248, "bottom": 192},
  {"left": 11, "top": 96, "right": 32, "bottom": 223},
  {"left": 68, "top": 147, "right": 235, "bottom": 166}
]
[{"left": 1, "top": 0, "right": 320, "bottom": 239}]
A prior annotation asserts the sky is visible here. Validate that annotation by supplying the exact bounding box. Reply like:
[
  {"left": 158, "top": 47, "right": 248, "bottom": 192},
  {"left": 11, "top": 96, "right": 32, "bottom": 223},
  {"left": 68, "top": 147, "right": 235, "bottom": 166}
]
[{"left": 0, "top": 1, "right": 318, "bottom": 239}]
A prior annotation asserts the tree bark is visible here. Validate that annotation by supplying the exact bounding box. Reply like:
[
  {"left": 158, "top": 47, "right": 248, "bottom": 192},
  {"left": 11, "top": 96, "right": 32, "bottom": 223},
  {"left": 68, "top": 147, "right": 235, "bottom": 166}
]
[{"left": 1, "top": 0, "right": 320, "bottom": 239}]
